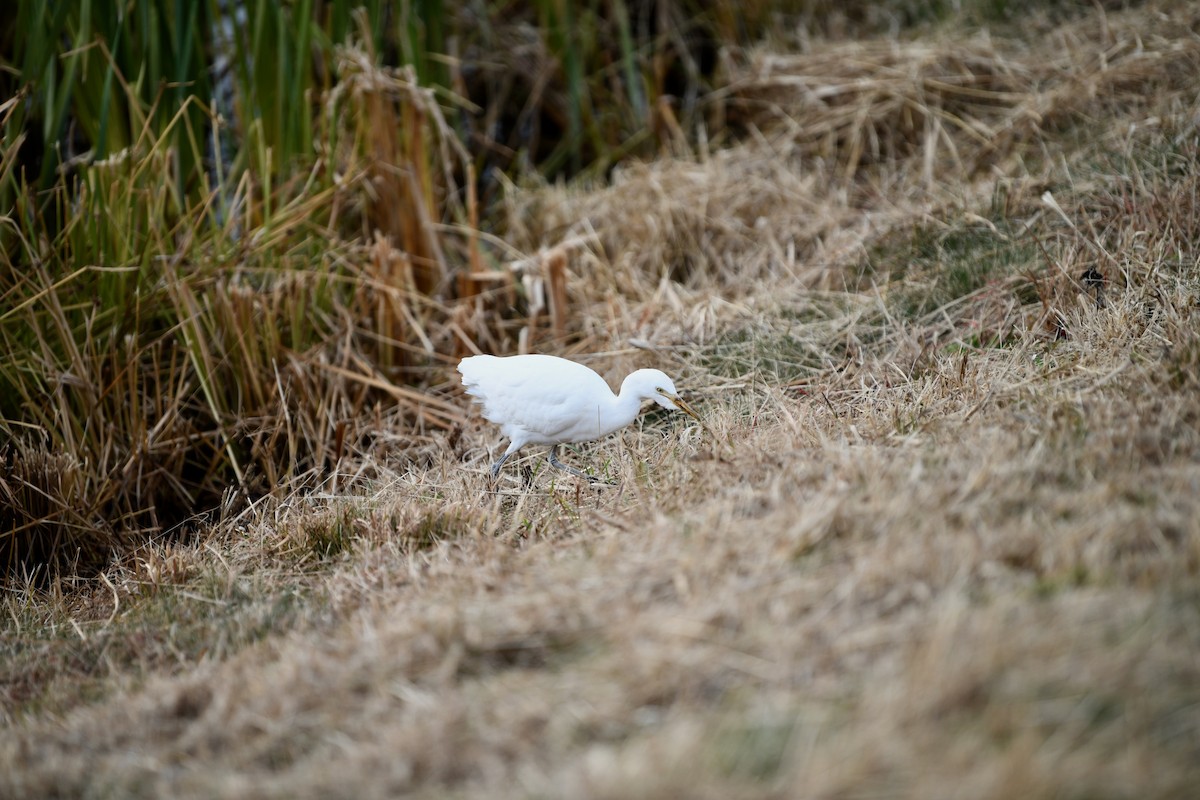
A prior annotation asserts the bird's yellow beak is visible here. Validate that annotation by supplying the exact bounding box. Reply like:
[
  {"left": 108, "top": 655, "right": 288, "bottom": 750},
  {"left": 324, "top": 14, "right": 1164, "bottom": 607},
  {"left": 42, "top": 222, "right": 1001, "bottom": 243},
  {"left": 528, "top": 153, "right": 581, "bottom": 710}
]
[{"left": 668, "top": 394, "right": 700, "bottom": 421}]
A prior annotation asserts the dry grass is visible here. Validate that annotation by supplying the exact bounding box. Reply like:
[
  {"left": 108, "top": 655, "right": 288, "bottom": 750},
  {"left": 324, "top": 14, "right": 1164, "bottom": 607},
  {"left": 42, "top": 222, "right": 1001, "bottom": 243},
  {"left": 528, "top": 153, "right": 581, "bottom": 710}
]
[{"left": 4, "top": 1, "right": 1200, "bottom": 797}]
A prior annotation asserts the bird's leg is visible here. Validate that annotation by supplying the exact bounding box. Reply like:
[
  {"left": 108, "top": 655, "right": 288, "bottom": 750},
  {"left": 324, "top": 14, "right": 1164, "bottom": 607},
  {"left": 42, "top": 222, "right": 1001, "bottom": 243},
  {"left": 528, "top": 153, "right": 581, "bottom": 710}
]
[
  {"left": 548, "top": 445, "right": 604, "bottom": 483},
  {"left": 490, "top": 451, "right": 513, "bottom": 479}
]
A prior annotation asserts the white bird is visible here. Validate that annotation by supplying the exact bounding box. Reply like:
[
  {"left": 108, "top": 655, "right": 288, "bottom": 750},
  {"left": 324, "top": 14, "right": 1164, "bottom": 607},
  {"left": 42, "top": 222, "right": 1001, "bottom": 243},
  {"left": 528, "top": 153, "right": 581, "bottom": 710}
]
[{"left": 458, "top": 354, "right": 700, "bottom": 482}]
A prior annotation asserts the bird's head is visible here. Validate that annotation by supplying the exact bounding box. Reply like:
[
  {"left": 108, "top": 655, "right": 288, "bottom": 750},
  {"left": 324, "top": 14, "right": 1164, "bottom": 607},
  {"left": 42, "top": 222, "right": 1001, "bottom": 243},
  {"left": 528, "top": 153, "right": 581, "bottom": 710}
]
[{"left": 627, "top": 369, "right": 700, "bottom": 420}]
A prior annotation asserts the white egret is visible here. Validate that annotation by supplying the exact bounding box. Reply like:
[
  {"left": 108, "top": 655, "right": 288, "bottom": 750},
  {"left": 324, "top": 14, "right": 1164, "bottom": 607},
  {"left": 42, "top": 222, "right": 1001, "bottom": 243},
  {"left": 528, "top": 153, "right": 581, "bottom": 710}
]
[{"left": 458, "top": 354, "right": 700, "bottom": 482}]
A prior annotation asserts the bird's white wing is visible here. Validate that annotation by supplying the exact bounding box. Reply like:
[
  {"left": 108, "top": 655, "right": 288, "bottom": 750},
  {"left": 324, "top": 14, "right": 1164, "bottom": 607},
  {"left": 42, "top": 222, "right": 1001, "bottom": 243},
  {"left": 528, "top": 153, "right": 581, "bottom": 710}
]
[{"left": 458, "top": 355, "right": 614, "bottom": 445}]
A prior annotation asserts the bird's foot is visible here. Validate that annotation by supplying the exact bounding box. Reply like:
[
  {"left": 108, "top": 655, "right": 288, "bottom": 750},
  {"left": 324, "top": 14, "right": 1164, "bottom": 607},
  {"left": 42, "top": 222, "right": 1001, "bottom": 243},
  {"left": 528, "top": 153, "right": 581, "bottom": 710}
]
[{"left": 548, "top": 445, "right": 617, "bottom": 486}]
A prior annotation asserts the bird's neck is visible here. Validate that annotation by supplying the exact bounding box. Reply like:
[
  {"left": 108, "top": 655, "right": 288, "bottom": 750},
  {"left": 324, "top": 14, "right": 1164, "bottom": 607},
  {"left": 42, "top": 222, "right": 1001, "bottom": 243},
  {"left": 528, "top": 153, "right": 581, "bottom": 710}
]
[{"left": 604, "top": 384, "right": 645, "bottom": 436}]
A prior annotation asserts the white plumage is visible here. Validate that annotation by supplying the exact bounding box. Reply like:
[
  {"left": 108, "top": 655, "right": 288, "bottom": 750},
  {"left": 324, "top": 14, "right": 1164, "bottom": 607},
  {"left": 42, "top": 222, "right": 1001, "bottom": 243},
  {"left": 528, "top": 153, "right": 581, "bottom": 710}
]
[{"left": 458, "top": 354, "right": 699, "bottom": 481}]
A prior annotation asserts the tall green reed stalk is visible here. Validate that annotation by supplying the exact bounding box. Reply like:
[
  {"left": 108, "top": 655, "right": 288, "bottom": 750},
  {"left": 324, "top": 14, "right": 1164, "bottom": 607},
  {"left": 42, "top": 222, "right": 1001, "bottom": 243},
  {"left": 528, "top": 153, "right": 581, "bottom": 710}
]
[{"left": 0, "top": 4, "right": 474, "bottom": 579}]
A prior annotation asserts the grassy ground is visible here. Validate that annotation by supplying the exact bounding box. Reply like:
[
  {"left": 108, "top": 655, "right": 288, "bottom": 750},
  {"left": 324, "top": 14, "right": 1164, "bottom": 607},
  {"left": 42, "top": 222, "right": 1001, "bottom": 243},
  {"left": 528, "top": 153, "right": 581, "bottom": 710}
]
[{"left": 4, "top": 2, "right": 1200, "bottom": 797}]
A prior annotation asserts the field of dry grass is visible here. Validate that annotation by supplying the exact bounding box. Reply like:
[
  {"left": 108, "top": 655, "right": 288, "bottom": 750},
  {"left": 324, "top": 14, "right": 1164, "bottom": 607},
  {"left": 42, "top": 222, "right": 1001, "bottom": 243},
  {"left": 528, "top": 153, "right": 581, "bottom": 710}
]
[{"left": 4, "top": 2, "right": 1200, "bottom": 797}]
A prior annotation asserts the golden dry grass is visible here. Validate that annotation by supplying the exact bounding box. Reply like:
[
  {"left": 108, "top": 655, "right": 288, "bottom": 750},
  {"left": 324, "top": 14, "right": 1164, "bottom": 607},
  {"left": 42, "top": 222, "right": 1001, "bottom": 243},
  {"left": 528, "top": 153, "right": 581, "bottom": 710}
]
[{"left": 4, "top": 2, "right": 1200, "bottom": 797}]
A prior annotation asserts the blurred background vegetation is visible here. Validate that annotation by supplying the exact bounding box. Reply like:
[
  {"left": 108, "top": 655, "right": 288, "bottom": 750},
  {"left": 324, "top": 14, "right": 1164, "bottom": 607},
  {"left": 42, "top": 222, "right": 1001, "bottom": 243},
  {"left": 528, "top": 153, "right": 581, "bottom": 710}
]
[{"left": 0, "top": 0, "right": 1081, "bottom": 578}]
